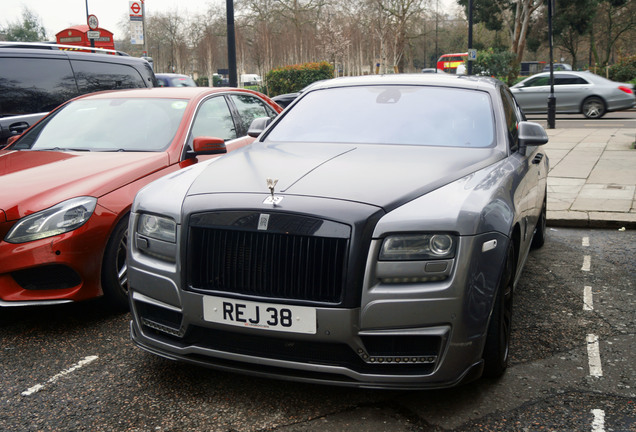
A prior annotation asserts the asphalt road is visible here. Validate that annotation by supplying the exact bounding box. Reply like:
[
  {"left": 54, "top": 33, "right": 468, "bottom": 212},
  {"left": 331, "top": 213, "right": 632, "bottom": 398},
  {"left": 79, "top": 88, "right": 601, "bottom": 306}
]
[{"left": 1, "top": 227, "right": 635, "bottom": 432}]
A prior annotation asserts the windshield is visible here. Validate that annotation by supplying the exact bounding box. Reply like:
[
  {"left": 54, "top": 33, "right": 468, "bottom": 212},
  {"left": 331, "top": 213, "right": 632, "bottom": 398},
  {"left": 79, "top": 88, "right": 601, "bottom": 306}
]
[
  {"left": 266, "top": 86, "right": 495, "bottom": 148},
  {"left": 12, "top": 98, "right": 187, "bottom": 152}
]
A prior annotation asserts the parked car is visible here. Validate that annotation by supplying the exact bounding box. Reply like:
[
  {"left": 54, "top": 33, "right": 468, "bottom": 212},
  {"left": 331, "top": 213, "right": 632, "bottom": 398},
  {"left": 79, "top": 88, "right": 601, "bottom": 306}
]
[
  {"left": 511, "top": 71, "right": 635, "bottom": 119},
  {"left": 271, "top": 80, "right": 326, "bottom": 108},
  {"left": 542, "top": 63, "right": 572, "bottom": 71},
  {"left": 155, "top": 73, "right": 197, "bottom": 87},
  {"left": 0, "top": 42, "right": 156, "bottom": 145},
  {"left": 0, "top": 87, "right": 282, "bottom": 309},
  {"left": 128, "top": 74, "right": 549, "bottom": 389}
]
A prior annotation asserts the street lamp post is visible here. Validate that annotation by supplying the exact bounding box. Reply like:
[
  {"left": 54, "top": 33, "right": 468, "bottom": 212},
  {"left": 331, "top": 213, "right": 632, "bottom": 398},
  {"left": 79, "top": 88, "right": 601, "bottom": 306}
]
[
  {"left": 467, "top": 0, "right": 473, "bottom": 75},
  {"left": 226, "top": 0, "right": 238, "bottom": 88},
  {"left": 547, "top": 0, "right": 556, "bottom": 129}
]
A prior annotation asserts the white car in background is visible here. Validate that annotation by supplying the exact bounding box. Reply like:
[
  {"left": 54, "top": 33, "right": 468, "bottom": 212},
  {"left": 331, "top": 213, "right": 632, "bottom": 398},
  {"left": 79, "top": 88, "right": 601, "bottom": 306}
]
[{"left": 511, "top": 71, "right": 635, "bottom": 119}]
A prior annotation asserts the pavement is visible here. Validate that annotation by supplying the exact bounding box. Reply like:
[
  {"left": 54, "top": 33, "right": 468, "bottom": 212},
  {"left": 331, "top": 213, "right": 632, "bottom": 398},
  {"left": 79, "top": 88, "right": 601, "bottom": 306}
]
[{"left": 544, "top": 127, "right": 636, "bottom": 228}]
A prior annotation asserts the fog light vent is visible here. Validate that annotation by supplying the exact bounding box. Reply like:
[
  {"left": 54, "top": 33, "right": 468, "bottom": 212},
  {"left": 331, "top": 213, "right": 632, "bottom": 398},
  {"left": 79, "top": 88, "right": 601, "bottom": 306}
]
[
  {"left": 135, "top": 300, "right": 184, "bottom": 338},
  {"left": 359, "top": 334, "right": 440, "bottom": 365}
]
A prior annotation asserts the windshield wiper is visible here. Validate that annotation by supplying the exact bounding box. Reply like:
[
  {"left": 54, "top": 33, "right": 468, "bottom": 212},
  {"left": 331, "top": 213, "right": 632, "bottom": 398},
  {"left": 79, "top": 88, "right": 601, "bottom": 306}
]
[{"left": 38, "top": 147, "right": 92, "bottom": 152}]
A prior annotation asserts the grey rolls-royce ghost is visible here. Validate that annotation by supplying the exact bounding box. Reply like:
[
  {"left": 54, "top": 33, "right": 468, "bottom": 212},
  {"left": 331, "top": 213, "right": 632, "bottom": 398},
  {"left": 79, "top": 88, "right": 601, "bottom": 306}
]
[{"left": 127, "top": 74, "right": 549, "bottom": 389}]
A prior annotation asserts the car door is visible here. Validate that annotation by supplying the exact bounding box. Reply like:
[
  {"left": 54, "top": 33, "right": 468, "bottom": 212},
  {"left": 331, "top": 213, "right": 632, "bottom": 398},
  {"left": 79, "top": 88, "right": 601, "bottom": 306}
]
[
  {"left": 512, "top": 75, "right": 550, "bottom": 113},
  {"left": 501, "top": 87, "right": 543, "bottom": 252},
  {"left": 553, "top": 74, "right": 591, "bottom": 112}
]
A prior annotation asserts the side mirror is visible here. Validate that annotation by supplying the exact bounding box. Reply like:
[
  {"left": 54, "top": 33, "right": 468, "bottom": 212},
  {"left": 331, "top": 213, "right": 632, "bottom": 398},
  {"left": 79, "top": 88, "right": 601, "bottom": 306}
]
[
  {"left": 518, "top": 121, "right": 548, "bottom": 155},
  {"left": 247, "top": 117, "right": 273, "bottom": 138},
  {"left": 187, "top": 136, "right": 227, "bottom": 158}
]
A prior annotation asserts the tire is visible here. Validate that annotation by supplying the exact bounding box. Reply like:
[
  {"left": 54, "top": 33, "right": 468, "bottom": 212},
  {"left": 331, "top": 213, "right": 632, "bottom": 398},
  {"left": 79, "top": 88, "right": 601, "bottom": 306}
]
[
  {"left": 483, "top": 243, "right": 515, "bottom": 378},
  {"left": 531, "top": 198, "right": 547, "bottom": 249},
  {"left": 582, "top": 97, "right": 606, "bottom": 119},
  {"left": 101, "top": 216, "right": 130, "bottom": 310}
]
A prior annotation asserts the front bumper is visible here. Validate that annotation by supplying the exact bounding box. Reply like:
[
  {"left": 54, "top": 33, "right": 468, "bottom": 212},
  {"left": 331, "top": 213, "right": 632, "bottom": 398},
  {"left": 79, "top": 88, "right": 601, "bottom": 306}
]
[
  {"left": 128, "top": 229, "right": 509, "bottom": 389},
  {"left": 0, "top": 206, "right": 117, "bottom": 305}
]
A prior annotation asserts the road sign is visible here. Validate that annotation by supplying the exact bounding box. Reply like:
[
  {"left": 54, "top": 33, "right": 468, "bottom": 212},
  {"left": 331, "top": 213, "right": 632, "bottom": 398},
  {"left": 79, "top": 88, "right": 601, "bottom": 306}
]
[
  {"left": 87, "top": 14, "right": 99, "bottom": 30},
  {"left": 468, "top": 49, "right": 477, "bottom": 61},
  {"left": 130, "top": 1, "right": 143, "bottom": 18},
  {"left": 87, "top": 31, "right": 101, "bottom": 39}
]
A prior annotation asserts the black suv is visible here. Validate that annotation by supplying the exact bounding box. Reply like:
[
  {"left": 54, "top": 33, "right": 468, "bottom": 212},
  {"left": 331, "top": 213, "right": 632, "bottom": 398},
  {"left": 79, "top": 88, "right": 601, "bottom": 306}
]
[{"left": 0, "top": 43, "right": 157, "bottom": 144}]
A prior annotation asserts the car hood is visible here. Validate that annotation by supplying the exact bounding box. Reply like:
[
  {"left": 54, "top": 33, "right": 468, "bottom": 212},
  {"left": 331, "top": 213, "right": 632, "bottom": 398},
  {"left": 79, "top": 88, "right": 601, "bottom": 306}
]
[
  {"left": 186, "top": 142, "right": 504, "bottom": 211},
  {"left": 0, "top": 150, "right": 169, "bottom": 221}
]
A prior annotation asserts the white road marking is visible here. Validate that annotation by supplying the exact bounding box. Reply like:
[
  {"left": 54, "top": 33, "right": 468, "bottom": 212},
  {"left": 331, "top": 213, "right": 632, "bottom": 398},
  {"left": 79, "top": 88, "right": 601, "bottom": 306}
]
[
  {"left": 591, "top": 409, "right": 605, "bottom": 432},
  {"left": 582, "top": 237, "right": 590, "bottom": 247},
  {"left": 582, "top": 255, "right": 591, "bottom": 272},
  {"left": 21, "top": 355, "right": 98, "bottom": 396},
  {"left": 584, "top": 286, "right": 594, "bottom": 311},
  {"left": 586, "top": 335, "right": 603, "bottom": 378}
]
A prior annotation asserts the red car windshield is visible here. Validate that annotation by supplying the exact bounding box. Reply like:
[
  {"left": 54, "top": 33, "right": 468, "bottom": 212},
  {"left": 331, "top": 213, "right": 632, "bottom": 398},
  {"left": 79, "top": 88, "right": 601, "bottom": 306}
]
[{"left": 11, "top": 98, "right": 188, "bottom": 152}]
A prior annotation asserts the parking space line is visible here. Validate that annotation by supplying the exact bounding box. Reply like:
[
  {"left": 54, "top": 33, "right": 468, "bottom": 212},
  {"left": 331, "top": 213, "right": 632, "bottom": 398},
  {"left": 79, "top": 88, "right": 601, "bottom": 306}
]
[
  {"left": 582, "top": 255, "right": 591, "bottom": 272},
  {"left": 21, "top": 355, "right": 98, "bottom": 396},
  {"left": 584, "top": 286, "right": 594, "bottom": 311},
  {"left": 586, "top": 335, "right": 603, "bottom": 378},
  {"left": 591, "top": 409, "right": 605, "bottom": 432}
]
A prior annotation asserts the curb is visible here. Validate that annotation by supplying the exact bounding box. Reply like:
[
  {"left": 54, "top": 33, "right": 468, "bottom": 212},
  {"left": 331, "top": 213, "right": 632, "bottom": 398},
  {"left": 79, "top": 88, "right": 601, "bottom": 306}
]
[{"left": 547, "top": 212, "right": 636, "bottom": 230}]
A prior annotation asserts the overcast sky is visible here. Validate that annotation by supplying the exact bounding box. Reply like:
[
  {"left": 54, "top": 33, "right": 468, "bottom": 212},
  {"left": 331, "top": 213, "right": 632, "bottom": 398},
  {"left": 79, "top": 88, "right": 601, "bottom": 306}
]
[{"left": 5, "top": 0, "right": 222, "bottom": 39}]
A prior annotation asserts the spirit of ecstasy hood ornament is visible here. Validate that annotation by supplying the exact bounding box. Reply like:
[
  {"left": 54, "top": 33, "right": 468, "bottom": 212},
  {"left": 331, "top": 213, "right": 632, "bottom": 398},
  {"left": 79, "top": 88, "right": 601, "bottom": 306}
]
[
  {"left": 266, "top": 178, "right": 278, "bottom": 198},
  {"left": 264, "top": 178, "right": 283, "bottom": 205}
]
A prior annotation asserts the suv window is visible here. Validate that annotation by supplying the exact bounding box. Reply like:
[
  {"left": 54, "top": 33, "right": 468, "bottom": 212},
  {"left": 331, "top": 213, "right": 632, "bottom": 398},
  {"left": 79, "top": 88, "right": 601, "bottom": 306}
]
[
  {"left": 0, "top": 58, "right": 78, "bottom": 115},
  {"left": 70, "top": 60, "right": 148, "bottom": 92},
  {"left": 0, "top": 45, "right": 156, "bottom": 144}
]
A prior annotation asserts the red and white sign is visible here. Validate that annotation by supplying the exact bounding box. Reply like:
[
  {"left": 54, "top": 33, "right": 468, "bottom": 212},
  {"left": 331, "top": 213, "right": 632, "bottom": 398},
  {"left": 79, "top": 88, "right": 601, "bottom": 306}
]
[
  {"left": 87, "top": 14, "right": 99, "bottom": 30},
  {"left": 129, "top": 1, "right": 143, "bottom": 19}
]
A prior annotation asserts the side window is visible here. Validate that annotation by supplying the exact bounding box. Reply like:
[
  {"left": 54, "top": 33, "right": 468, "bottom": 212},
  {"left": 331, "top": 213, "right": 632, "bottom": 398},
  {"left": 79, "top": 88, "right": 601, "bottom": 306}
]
[
  {"left": 190, "top": 96, "right": 238, "bottom": 141},
  {"left": 555, "top": 74, "right": 584, "bottom": 85},
  {"left": 0, "top": 57, "right": 78, "bottom": 115},
  {"left": 229, "top": 94, "right": 277, "bottom": 135},
  {"left": 500, "top": 87, "right": 521, "bottom": 152},
  {"left": 70, "top": 60, "right": 147, "bottom": 93},
  {"left": 524, "top": 76, "right": 549, "bottom": 87}
]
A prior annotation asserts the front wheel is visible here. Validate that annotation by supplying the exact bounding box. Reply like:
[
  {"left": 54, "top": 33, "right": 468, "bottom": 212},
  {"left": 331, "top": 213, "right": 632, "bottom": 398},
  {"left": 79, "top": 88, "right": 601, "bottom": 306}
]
[
  {"left": 531, "top": 198, "right": 547, "bottom": 249},
  {"left": 482, "top": 243, "right": 515, "bottom": 378},
  {"left": 101, "top": 216, "right": 130, "bottom": 310},
  {"left": 582, "top": 97, "right": 606, "bottom": 119}
]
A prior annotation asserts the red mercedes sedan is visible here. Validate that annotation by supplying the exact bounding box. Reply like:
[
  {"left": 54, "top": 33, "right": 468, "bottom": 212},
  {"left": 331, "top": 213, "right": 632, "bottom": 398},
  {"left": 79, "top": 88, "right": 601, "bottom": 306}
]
[{"left": 0, "top": 87, "right": 282, "bottom": 309}]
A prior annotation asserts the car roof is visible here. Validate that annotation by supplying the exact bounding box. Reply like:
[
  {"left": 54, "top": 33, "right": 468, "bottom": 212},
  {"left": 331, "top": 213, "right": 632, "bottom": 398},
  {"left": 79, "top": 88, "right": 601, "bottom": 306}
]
[
  {"left": 305, "top": 74, "right": 502, "bottom": 92},
  {"left": 72, "top": 87, "right": 261, "bottom": 101}
]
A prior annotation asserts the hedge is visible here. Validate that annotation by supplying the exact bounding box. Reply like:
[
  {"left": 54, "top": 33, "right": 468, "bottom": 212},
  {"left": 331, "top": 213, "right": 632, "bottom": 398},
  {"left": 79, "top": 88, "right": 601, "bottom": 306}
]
[
  {"left": 608, "top": 55, "right": 636, "bottom": 83},
  {"left": 265, "top": 61, "right": 334, "bottom": 96}
]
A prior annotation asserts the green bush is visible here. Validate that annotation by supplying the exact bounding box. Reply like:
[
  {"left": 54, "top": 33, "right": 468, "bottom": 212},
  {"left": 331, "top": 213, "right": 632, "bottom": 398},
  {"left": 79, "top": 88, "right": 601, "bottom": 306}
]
[
  {"left": 265, "top": 61, "right": 334, "bottom": 96},
  {"left": 195, "top": 76, "right": 209, "bottom": 87},
  {"left": 471, "top": 49, "right": 519, "bottom": 86},
  {"left": 608, "top": 55, "right": 636, "bottom": 83}
]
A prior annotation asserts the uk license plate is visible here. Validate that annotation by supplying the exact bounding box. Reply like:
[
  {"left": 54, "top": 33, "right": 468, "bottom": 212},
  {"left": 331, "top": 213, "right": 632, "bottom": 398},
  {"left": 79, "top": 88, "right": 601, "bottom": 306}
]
[{"left": 202, "top": 296, "right": 317, "bottom": 334}]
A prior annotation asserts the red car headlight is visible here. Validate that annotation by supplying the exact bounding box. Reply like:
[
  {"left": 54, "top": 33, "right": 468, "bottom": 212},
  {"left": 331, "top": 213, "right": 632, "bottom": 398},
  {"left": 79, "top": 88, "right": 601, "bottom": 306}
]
[{"left": 4, "top": 197, "right": 97, "bottom": 244}]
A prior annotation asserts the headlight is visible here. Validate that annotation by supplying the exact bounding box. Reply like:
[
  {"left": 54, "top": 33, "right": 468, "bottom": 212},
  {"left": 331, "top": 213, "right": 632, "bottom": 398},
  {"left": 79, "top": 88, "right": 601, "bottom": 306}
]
[
  {"left": 5, "top": 197, "right": 97, "bottom": 244},
  {"left": 137, "top": 214, "right": 176, "bottom": 243},
  {"left": 379, "top": 234, "right": 457, "bottom": 261}
]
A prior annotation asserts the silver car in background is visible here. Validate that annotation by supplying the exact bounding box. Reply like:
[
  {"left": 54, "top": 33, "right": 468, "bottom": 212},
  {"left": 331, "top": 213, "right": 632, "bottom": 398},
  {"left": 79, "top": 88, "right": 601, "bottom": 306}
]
[
  {"left": 511, "top": 70, "right": 635, "bottom": 119},
  {"left": 127, "top": 74, "right": 549, "bottom": 389}
]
